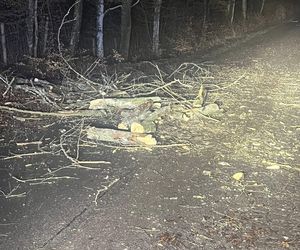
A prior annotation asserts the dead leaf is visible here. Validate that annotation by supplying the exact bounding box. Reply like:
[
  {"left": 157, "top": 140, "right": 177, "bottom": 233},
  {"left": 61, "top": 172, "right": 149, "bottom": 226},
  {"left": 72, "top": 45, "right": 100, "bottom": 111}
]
[{"left": 232, "top": 172, "right": 244, "bottom": 181}]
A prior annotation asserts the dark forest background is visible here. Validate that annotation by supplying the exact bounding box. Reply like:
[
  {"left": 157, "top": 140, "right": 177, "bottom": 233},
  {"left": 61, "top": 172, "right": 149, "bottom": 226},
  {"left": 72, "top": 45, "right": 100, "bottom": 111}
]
[{"left": 0, "top": 0, "right": 299, "bottom": 67}]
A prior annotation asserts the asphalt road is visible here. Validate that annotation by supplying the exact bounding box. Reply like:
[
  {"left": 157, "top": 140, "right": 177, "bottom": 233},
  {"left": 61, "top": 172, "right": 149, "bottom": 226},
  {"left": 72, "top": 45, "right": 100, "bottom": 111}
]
[{"left": 0, "top": 22, "right": 299, "bottom": 250}]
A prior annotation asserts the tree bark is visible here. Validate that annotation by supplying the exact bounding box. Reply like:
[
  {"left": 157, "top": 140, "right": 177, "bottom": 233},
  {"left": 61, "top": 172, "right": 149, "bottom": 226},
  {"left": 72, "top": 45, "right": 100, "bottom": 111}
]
[
  {"left": 229, "top": 0, "right": 236, "bottom": 24},
  {"left": 41, "top": 16, "right": 49, "bottom": 56},
  {"left": 152, "top": 0, "right": 162, "bottom": 57},
  {"left": 96, "top": 0, "right": 104, "bottom": 58},
  {"left": 26, "top": 0, "right": 34, "bottom": 56},
  {"left": 260, "top": 0, "right": 266, "bottom": 15},
  {"left": 202, "top": 0, "right": 209, "bottom": 36},
  {"left": 120, "top": 0, "right": 132, "bottom": 60},
  {"left": 70, "top": 0, "right": 83, "bottom": 55},
  {"left": 242, "top": 0, "right": 247, "bottom": 20},
  {"left": 33, "top": 0, "right": 38, "bottom": 57},
  {"left": 0, "top": 23, "right": 7, "bottom": 65}
]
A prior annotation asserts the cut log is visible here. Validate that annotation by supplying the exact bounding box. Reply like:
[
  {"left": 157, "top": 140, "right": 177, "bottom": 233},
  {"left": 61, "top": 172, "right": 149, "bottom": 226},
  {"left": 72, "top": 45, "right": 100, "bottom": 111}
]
[
  {"left": 130, "top": 122, "right": 145, "bottom": 133},
  {"left": 89, "top": 97, "right": 162, "bottom": 110},
  {"left": 86, "top": 127, "right": 157, "bottom": 146},
  {"left": 142, "top": 105, "right": 170, "bottom": 123},
  {"left": 120, "top": 100, "right": 153, "bottom": 126},
  {"left": 119, "top": 104, "right": 170, "bottom": 133},
  {"left": 139, "top": 106, "right": 171, "bottom": 133}
]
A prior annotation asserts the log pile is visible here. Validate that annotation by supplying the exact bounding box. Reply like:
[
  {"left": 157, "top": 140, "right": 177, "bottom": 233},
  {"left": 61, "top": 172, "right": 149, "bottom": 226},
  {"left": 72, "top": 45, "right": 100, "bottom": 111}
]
[{"left": 86, "top": 96, "right": 164, "bottom": 146}]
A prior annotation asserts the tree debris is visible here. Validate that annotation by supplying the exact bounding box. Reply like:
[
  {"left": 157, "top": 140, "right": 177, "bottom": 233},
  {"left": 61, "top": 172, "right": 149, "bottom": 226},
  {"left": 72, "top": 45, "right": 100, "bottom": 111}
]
[
  {"left": 89, "top": 97, "right": 162, "bottom": 110},
  {"left": 86, "top": 126, "right": 157, "bottom": 146}
]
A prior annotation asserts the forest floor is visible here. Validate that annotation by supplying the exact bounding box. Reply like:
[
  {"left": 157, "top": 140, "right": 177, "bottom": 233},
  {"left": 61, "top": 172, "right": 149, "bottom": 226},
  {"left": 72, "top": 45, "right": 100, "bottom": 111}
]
[{"left": 0, "top": 22, "right": 299, "bottom": 249}]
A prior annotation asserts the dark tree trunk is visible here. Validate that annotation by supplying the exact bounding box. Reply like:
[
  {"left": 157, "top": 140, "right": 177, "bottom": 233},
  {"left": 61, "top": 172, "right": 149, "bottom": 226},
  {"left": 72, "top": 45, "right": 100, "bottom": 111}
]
[
  {"left": 41, "top": 16, "right": 49, "bottom": 56},
  {"left": 70, "top": 0, "right": 83, "bottom": 55},
  {"left": 152, "top": 0, "right": 162, "bottom": 57},
  {"left": 0, "top": 23, "right": 7, "bottom": 65},
  {"left": 202, "top": 0, "right": 209, "bottom": 36},
  {"left": 33, "top": 0, "right": 38, "bottom": 57},
  {"left": 120, "top": 0, "right": 132, "bottom": 60},
  {"left": 26, "top": 0, "right": 34, "bottom": 56},
  {"left": 242, "top": 0, "right": 247, "bottom": 20}
]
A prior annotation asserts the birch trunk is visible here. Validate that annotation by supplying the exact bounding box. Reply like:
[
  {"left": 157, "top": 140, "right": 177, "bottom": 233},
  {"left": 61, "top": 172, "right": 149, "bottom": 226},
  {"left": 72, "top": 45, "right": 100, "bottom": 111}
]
[
  {"left": 96, "top": 0, "right": 104, "bottom": 58},
  {"left": 120, "top": 0, "right": 132, "bottom": 60},
  {"left": 152, "top": 0, "right": 162, "bottom": 57},
  {"left": 0, "top": 23, "right": 7, "bottom": 65},
  {"left": 260, "top": 0, "right": 266, "bottom": 15},
  {"left": 70, "top": 0, "right": 83, "bottom": 55},
  {"left": 229, "top": 0, "right": 236, "bottom": 24}
]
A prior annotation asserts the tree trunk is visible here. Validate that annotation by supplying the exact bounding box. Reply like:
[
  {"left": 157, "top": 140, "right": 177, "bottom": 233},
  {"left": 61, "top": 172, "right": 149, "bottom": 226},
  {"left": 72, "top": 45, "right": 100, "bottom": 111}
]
[
  {"left": 152, "top": 0, "right": 162, "bottom": 57},
  {"left": 260, "top": 0, "right": 266, "bottom": 15},
  {"left": 26, "top": 0, "right": 34, "bottom": 56},
  {"left": 229, "top": 0, "right": 236, "bottom": 24},
  {"left": 41, "top": 16, "right": 49, "bottom": 56},
  {"left": 242, "top": 0, "right": 247, "bottom": 20},
  {"left": 202, "top": 0, "right": 209, "bottom": 36},
  {"left": 96, "top": 0, "right": 104, "bottom": 58},
  {"left": 0, "top": 23, "right": 7, "bottom": 65},
  {"left": 70, "top": 0, "right": 83, "bottom": 55},
  {"left": 120, "top": 0, "right": 132, "bottom": 60},
  {"left": 33, "top": 0, "right": 38, "bottom": 57}
]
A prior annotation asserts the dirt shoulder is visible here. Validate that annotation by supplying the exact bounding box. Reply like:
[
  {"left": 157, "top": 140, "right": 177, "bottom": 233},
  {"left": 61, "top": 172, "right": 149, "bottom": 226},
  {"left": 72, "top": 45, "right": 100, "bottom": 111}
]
[{"left": 0, "top": 23, "right": 299, "bottom": 249}]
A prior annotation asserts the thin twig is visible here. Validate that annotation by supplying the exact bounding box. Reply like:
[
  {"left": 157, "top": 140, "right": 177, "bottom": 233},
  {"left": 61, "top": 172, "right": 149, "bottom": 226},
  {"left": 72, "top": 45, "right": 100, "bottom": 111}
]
[
  {"left": 0, "top": 185, "right": 26, "bottom": 198},
  {"left": 94, "top": 178, "right": 120, "bottom": 206},
  {"left": 3, "top": 151, "right": 52, "bottom": 160},
  {"left": 209, "top": 73, "right": 246, "bottom": 92},
  {"left": 2, "top": 76, "right": 15, "bottom": 97},
  {"left": 59, "top": 121, "right": 111, "bottom": 167},
  {"left": 0, "top": 105, "right": 106, "bottom": 117},
  {"left": 11, "top": 175, "right": 78, "bottom": 184}
]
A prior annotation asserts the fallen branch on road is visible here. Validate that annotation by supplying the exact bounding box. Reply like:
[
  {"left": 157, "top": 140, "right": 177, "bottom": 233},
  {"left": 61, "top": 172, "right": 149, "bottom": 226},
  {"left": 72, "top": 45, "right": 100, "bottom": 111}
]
[
  {"left": 0, "top": 105, "right": 106, "bottom": 117},
  {"left": 94, "top": 178, "right": 120, "bottom": 206}
]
